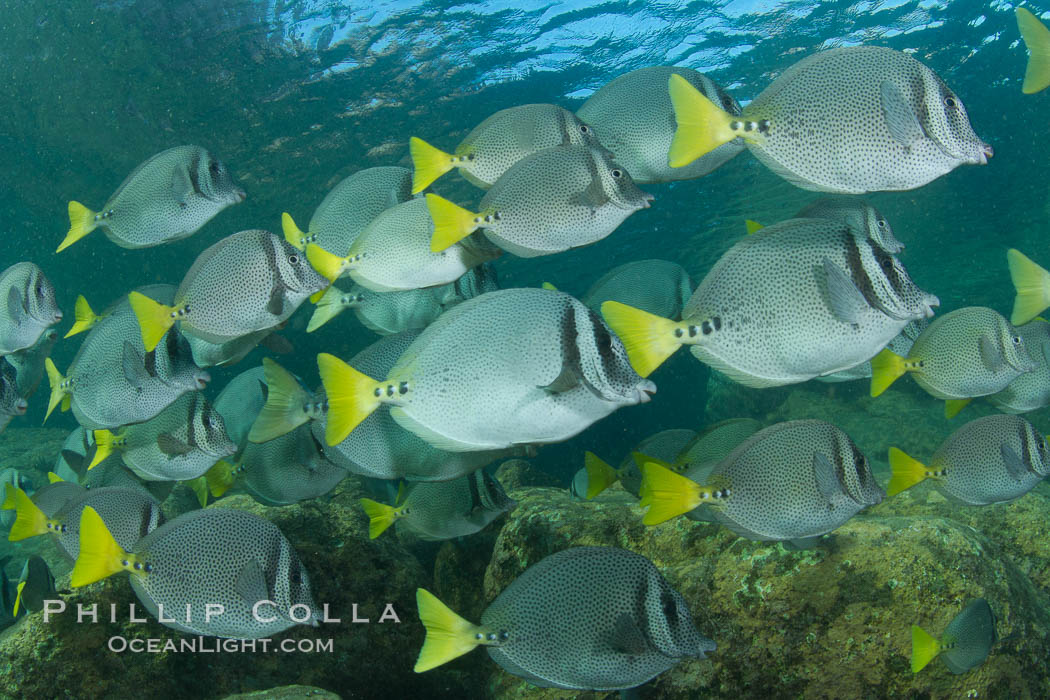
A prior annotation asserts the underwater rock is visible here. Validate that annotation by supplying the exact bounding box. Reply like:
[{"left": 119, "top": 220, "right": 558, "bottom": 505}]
[
  {"left": 220, "top": 686, "right": 340, "bottom": 700},
  {"left": 0, "top": 486, "right": 445, "bottom": 699},
  {"left": 0, "top": 427, "right": 66, "bottom": 476},
  {"left": 493, "top": 458, "right": 561, "bottom": 490},
  {"left": 483, "top": 487, "right": 1050, "bottom": 699}
]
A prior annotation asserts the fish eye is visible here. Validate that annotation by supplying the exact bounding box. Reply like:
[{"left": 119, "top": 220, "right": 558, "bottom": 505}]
[
  {"left": 944, "top": 96, "right": 957, "bottom": 109},
  {"left": 1013, "top": 336, "right": 1022, "bottom": 345},
  {"left": 881, "top": 258, "right": 893, "bottom": 270},
  {"left": 290, "top": 570, "right": 301, "bottom": 584},
  {"left": 877, "top": 219, "right": 887, "bottom": 228},
  {"left": 289, "top": 254, "right": 300, "bottom": 264},
  {"left": 579, "top": 124, "right": 589, "bottom": 134},
  {"left": 209, "top": 160, "right": 221, "bottom": 174},
  {"left": 611, "top": 169, "right": 623, "bottom": 178}
]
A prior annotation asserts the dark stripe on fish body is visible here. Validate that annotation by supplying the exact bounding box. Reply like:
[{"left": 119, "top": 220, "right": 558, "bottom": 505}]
[
  {"left": 1018, "top": 423, "right": 1036, "bottom": 475},
  {"left": 186, "top": 393, "right": 198, "bottom": 448},
  {"left": 467, "top": 470, "right": 483, "bottom": 510},
  {"left": 559, "top": 305, "right": 584, "bottom": 383},
  {"left": 875, "top": 246, "right": 910, "bottom": 301},
  {"left": 261, "top": 231, "right": 282, "bottom": 282},
  {"left": 144, "top": 344, "right": 159, "bottom": 379},
  {"left": 556, "top": 107, "right": 573, "bottom": 146},
  {"left": 843, "top": 231, "right": 880, "bottom": 312},
  {"left": 188, "top": 150, "right": 204, "bottom": 197},
  {"left": 585, "top": 307, "right": 620, "bottom": 381}
]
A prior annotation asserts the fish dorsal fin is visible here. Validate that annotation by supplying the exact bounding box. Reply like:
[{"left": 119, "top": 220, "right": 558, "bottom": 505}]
[
  {"left": 822, "top": 258, "right": 868, "bottom": 325},
  {"left": 571, "top": 176, "right": 610, "bottom": 212},
  {"left": 6, "top": 287, "right": 24, "bottom": 324},
  {"left": 978, "top": 334, "right": 1004, "bottom": 371},
  {"left": 880, "top": 80, "right": 925, "bottom": 146},
  {"left": 266, "top": 283, "right": 286, "bottom": 317},
  {"left": 156, "top": 433, "right": 193, "bottom": 457},
  {"left": 234, "top": 559, "right": 270, "bottom": 606},
  {"left": 121, "top": 342, "right": 151, "bottom": 388},
  {"left": 813, "top": 452, "right": 847, "bottom": 505},
  {"left": 1000, "top": 444, "right": 1029, "bottom": 481},
  {"left": 170, "top": 162, "right": 194, "bottom": 206},
  {"left": 610, "top": 612, "right": 651, "bottom": 656}
]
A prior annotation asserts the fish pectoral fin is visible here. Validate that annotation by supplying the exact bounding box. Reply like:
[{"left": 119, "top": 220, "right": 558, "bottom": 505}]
[
  {"left": 610, "top": 612, "right": 651, "bottom": 656},
  {"left": 978, "top": 334, "right": 1005, "bottom": 371},
  {"left": 822, "top": 258, "right": 868, "bottom": 325},
  {"left": 570, "top": 177, "right": 611, "bottom": 214},
  {"left": 267, "top": 283, "right": 286, "bottom": 317},
  {"left": 233, "top": 559, "right": 270, "bottom": 606},
  {"left": 156, "top": 433, "right": 193, "bottom": 457},
  {"left": 259, "top": 333, "right": 293, "bottom": 355},
  {"left": 880, "top": 80, "right": 926, "bottom": 146},
  {"left": 539, "top": 363, "right": 583, "bottom": 394},
  {"left": 1000, "top": 444, "right": 1029, "bottom": 481},
  {"left": 6, "top": 287, "right": 24, "bottom": 325},
  {"left": 170, "top": 163, "right": 195, "bottom": 206},
  {"left": 812, "top": 452, "right": 848, "bottom": 505},
  {"left": 121, "top": 341, "right": 152, "bottom": 389}
]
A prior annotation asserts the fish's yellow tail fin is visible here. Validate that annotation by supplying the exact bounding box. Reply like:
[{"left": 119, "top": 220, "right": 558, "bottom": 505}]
[
  {"left": 911, "top": 624, "right": 942, "bottom": 673},
  {"left": 307, "top": 286, "right": 348, "bottom": 333},
  {"left": 668, "top": 73, "right": 744, "bottom": 168},
  {"left": 1, "top": 483, "right": 16, "bottom": 510},
  {"left": 541, "top": 282, "right": 558, "bottom": 291},
  {"left": 745, "top": 219, "right": 764, "bottom": 235},
  {"left": 1007, "top": 249, "right": 1050, "bottom": 325},
  {"left": 414, "top": 588, "right": 483, "bottom": 672},
  {"left": 70, "top": 506, "right": 131, "bottom": 587},
  {"left": 248, "top": 358, "right": 311, "bottom": 443},
  {"left": 186, "top": 477, "right": 209, "bottom": 508},
  {"left": 306, "top": 243, "right": 351, "bottom": 286},
  {"left": 944, "top": 398, "right": 972, "bottom": 420},
  {"left": 47, "top": 472, "right": 63, "bottom": 484},
  {"left": 205, "top": 459, "right": 238, "bottom": 498},
  {"left": 128, "top": 291, "right": 178, "bottom": 353},
  {"left": 426, "top": 194, "right": 480, "bottom": 252},
  {"left": 639, "top": 462, "right": 701, "bottom": 525},
  {"left": 600, "top": 301, "right": 683, "bottom": 378},
  {"left": 869, "top": 348, "right": 908, "bottom": 397},
  {"left": 317, "top": 353, "right": 383, "bottom": 446},
  {"left": 43, "top": 358, "right": 70, "bottom": 424},
  {"left": 282, "top": 212, "right": 309, "bottom": 251},
  {"left": 1017, "top": 8, "right": 1050, "bottom": 94},
  {"left": 887, "top": 447, "right": 930, "bottom": 497},
  {"left": 410, "top": 137, "right": 456, "bottom": 194},
  {"left": 583, "top": 451, "right": 619, "bottom": 499},
  {"left": 12, "top": 580, "right": 26, "bottom": 616},
  {"left": 8, "top": 488, "right": 49, "bottom": 542},
  {"left": 360, "top": 498, "right": 400, "bottom": 539},
  {"left": 57, "top": 201, "right": 99, "bottom": 253},
  {"left": 89, "top": 429, "right": 126, "bottom": 470},
  {"left": 65, "top": 295, "right": 101, "bottom": 338}
]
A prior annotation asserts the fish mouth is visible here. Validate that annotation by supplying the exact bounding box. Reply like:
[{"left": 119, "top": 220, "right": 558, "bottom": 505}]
[
  {"left": 194, "top": 371, "right": 212, "bottom": 390},
  {"left": 231, "top": 188, "right": 247, "bottom": 204},
  {"left": 636, "top": 380, "right": 657, "bottom": 403},
  {"left": 53, "top": 310, "right": 63, "bottom": 322},
  {"left": 14, "top": 400, "right": 27, "bottom": 415},
  {"left": 976, "top": 143, "right": 993, "bottom": 164}
]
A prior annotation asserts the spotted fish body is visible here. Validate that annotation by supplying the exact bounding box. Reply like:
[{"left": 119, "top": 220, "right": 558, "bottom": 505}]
[
  {"left": 988, "top": 320, "right": 1050, "bottom": 414},
  {"left": 172, "top": 229, "right": 328, "bottom": 344},
  {"left": 432, "top": 104, "right": 602, "bottom": 189},
  {"left": 582, "top": 259, "right": 692, "bottom": 320},
  {"left": 111, "top": 392, "right": 236, "bottom": 482},
  {"left": 3, "top": 328, "right": 59, "bottom": 397},
  {"left": 125, "top": 508, "right": 318, "bottom": 638},
  {"left": 935, "top": 599, "right": 996, "bottom": 674},
  {"left": 738, "top": 46, "right": 990, "bottom": 193},
  {"left": 705, "top": 420, "right": 883, "bottom": 542},
  {"left": 904, "top": 307, "right": 1034, "bottom": 400},
  {"left": 479, "top": 547, "right": 714, "bottom": 690},
  {"left": 348, "top": 198, "right": 501, "bottom": 292},
  {"left": 0, "top": 263, "right": 62, "bottom": 356},
  {"left": 389, "top": 470, "right": 516, "bottom": 541},
  {"left": 0, "top": 369, "right": 26, "bottom": 433},
  {"left": 64, "top": 286, "right": 209, "bottom": 430},
  {"left": 73, "top": 145, "right": 245, "bottom": 249},
  {"left": 818, "top": 318, "right": 927, "bottom": 383},
  {"left": 240, "top": 426, "right": 345, "bottom": 506},
  {"left": 293, "top": 166, "right": 412, "bottom": 254},
  {"left": 314, "top": 332, "right": 523, "bottom": 481},
  {"left": 466, "top": 145, "right": 652, "bottom": 258},
  {"left": 681, "top": 218, "right": 937, "bottom": 387},
  {"left": 794, "top": 197, "right": 903, "bottom": 254},
  {"left": 578, "top": 66, "right": 744, "bottom": 183},
  {"left": 381, "top": 289, "right": 655, "bottom": 452},
  {"left": 923, "top": 415, "right": 1049, "bottom": 505},
  {"left": 49, "top": 487, "right": 164, "bottom": 560}
]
